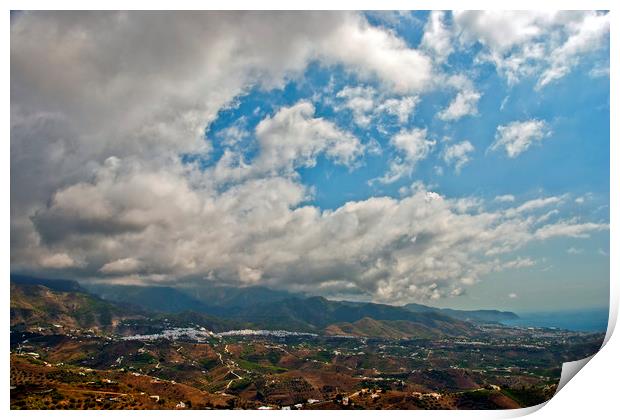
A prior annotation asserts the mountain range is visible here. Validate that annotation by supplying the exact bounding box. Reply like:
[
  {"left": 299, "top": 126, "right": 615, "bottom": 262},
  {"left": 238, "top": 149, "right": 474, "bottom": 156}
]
[{"left": 10, "top": 274, "right": 519, "bottom": 339}]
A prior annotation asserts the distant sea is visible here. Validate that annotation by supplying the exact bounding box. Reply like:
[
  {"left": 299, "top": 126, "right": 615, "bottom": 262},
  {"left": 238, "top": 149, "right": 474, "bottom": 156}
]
[{"left": 501, "top": 308, "right": 609, "bottom": 332}]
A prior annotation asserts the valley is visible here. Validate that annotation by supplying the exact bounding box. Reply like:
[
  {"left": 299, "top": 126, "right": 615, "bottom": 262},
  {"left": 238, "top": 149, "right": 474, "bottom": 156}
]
[{"left": 9, "top": 276, "right": 604, "bottom": 410}]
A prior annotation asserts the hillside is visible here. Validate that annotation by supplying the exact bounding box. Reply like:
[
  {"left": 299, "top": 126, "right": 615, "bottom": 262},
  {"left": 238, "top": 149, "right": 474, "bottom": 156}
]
[
  {"left": 233, "top": 296, "right": 477, "bottom": 336},
  {"left": 10, "top": 283, "right": 135, "bottom": 331},
  {"left": 324, "top": 317, "right": 470, "bottom": 339},
  {"left": 11, "top": 280, "right": 247, "bottom": 334}
]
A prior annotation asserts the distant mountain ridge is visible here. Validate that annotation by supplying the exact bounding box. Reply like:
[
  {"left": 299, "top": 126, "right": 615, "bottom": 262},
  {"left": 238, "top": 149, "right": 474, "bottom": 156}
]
[
  {"left": 403, "top": 303, "right": 519, "bottom": 323},
  {"left": 84, "top": 282, "right": 304, "bottom": 316},
  {"left": 86, "top": 282, "right": 518, "bottom": 325},
  {"left": 81, "top": 283, "right": 477, "bottom": 336},
  {"left": 86, "top": 284, "right": 213, "bottom": 314}
]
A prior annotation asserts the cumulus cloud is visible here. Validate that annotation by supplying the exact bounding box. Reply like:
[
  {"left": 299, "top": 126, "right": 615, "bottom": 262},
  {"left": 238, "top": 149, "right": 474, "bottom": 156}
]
[
  {"left": 391, "top": 129, "right": 436, "bottom": 162},
  {"left": 206, "top": 101, "right": 365, "bottom": 185},
  {"left": 490, "top": 119, "right": 551, "bottom": 157},
  {"left": 442, "top": 140, "right": 475, "bottom": 173},
  {"left": 453, "top": 11, "right": 609, "bottom": 87},
  {"left": 319, "top": 14, "right": 434, "bottom": 94},
  {"left": 420, "top": 11, "right": 453, "bottom": 63},
  {"left": 11, "top": 11, "right": 434, "bottom": 209},
  {"left": 12, "top": 11, "right": 438, "bottom": 288},
  {"left": 376, "top": 128, "right": 436, "bottom": 184},
  {"left": 40, "top": 253, "right": 82, "bottom": 269},
  {"left": 376, "top": 96, "right": 420, "bottom": 124},
  {"left": 438, "top": 90, "right": 481, "bottom": 121},
  {"left": 335, "top": 85, "right": 419, "bottom": 126},
  {"left": 455, "top": 11, "right": 558, "bottom": 52},
  {"left": 336, "top": 86, "right": 377, "bottom": 127},
  {"left": 253, "top": 102, "right": 364, "bottom": 173},
  {"left": 22, "top": 161, "right": 608, "bottom": 303},
  {"left": 435, "top": 74, "right": 481, "bottom": 122},
  {"left": 10, "top": 11, "right": 609, "bottom": 304}
]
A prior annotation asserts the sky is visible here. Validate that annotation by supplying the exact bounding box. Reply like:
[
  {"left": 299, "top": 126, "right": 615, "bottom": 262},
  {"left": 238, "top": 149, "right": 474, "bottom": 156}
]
[{"left": 10, "top": 11, "right": 609, "bottom": 311}]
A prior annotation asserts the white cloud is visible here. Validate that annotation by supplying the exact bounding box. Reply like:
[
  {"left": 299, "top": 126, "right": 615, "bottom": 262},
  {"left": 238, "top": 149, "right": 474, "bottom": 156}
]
[
  {"left": 336, "top": 86, "right": 377, "bottom": 127},
  {"left": 10, "top": 11, "right": 435, "bottom": 216},
  {"left": 437, "top": 90, "right": 481, "bottom": 121},
  {"left": 22, "top": 158, "right": 609, "bottom": 304},
  {"left": 454, "top": 11, "right": 557, "bottom": 52},
  {"left": 420, "top": 11, "right": 453, "bottom": 63},
  {"left": 494, "top": 194, "right": 515, "bottom": 203},
  {"left": 508, "top": 292, "right": 518, "bottom": 299},
  {"left": 436, "top": 74, "right": 481, "bottom": 122},
  {"left": 253, "top": 101, "right": 364, "bottom": 173},
  {"left": 513, "top": 196, "right": 565, "bottom": 214},
  {"left": 454, "top": 11, "right": 609, "bottom": 87},
  {"left": 39, "top": 253, "right": 82, "bottom": 269},
  {"left": 318, "top": 14, "right": 434, "bottom": 94},
  {"left": 567, "top": 247, "right": 583, "bottom": 255},
  {"left": 392, "top": 128, "right": 436, "bottom": 162},
  {"left": 100, "top": 258, "right": 144, "bottom": 275},
  {"left": 535, "top": 221, "right": 608, "bottom": 240},
  {"left": 442, "top": 140, "right": 475, "bottom": 172},
  {"left": 336, "top": 85, "right": 419, "bottom": 126},
  {"left": 538, "top": 12, "right": 610, "bottom": 88},
  {"left": 376, "top": 128, "right": 436, "bottom": 183},
  {"left": 376, "top": 96, "right": 420, "bottom": 123},
  {"left": 490, "top": 119, "right": 551, "bottom": 157}
]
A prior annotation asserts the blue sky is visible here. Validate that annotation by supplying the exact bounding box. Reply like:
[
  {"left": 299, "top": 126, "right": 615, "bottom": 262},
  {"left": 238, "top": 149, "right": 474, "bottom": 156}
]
[
  {"left": 11, "top": 11, "right": 609, "bottom": 311},
  {"left": 206, "top": 56, "right": 610, "bottom": 210}
]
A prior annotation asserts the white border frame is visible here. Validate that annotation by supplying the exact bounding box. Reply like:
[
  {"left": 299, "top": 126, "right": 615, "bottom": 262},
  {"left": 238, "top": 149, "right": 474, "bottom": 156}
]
[{"left": 3, "top": 2, "right": 617, "bottom": 419}]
